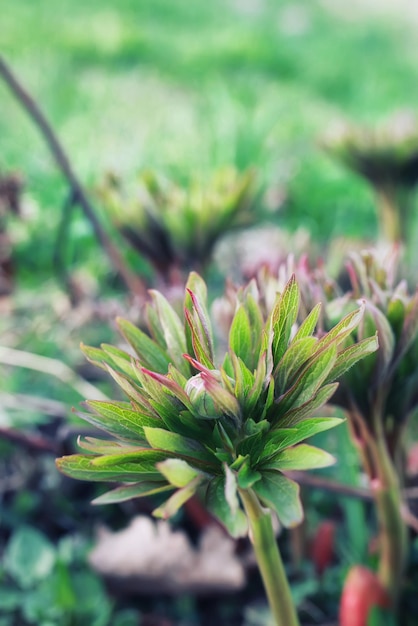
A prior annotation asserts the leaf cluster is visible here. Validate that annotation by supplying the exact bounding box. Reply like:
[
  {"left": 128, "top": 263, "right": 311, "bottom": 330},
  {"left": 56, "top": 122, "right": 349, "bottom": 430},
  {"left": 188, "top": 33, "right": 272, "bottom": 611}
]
[
  {"left": 57, "top": 272, "right": 375, "bottom": 536},
  {"left": 341, "top": 250, "right": 418, "bottom": 427}
]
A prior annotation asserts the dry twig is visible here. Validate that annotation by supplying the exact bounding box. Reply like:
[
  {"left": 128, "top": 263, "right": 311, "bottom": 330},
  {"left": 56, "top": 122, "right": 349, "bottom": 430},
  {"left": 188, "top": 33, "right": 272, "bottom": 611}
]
[{"left": 0, "top": 55, "right": 147, "bottom": 299}]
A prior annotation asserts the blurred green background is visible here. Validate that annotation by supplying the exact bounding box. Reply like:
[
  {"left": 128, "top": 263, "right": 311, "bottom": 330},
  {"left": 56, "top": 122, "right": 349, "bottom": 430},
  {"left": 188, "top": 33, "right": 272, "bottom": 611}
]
[{"left": 2, "top": 0, "right": 418, "bottom": 282}]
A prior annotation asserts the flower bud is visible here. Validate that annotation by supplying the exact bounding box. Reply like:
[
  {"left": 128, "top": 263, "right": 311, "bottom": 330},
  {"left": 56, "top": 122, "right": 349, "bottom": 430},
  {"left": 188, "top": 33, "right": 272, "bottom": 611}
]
[{"left": 185, "top": 373, "right": 219, "bottom": 418}]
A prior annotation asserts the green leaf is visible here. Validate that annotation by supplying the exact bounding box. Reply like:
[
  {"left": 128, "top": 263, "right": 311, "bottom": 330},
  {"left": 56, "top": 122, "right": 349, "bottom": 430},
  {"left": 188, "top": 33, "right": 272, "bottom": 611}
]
[
  {"left": 77, "top": 436, "right": 145, "bottom": 455},
  {"left": 185, "top": 309, "right": 215, "bottom": 369},
  {"left": 229, "top": 305, "right": 253, "bottom": 367},
  {"left": 184, "top": 272, "right": 215, "bottom": 366},
  {"left": 56, "top": 450, "right": 166, "bottom": 482},
  {"left": 275, "top": 336, "right": 317, "bottom": 389},
  {"left": 245, "top": 293, "right": 264, "bottom": 355},
  {"left": 293, "top": 302, "right": 321, "bottom": 341},
  {"left": 156, "top": 458, "right": 203, "bottom": 487},
  {"left": 276, "top": 344, "right": 337, "bottom": 416},
  {"left": 393, "top": 291, "right": 418, "bottom": 369},
  {"left": 271, "top": 274, "right": 300, "bottom": 363},
  {"left": 100, "top": 344, "right": 138, "bottom": 378},
  {"left": 149, "top": 290, "right": 189, "bottom": 376},
  {"left": 317, "top": 303, "right": 365, "bottom": 350},
  {"left": 92, "top": 481, "right": 173, "bottom": 504},
  {"left": 205, "top": 477, "right": 248, "bottom": 538},
  {"left": 260, "top": 417, "right": 342, "bottom": 461},
  {"left": 325, "top": 335, "right": 379, "bottom": 383},
  {"left": 143, "top": 427, "right": 216, "bottom": 465},
  {"left": 116, "top": 318, "right": 171, "bottom": 372},
  {"left": 253, "top": 471, "right": 303, "bottom": 527},
  {"left": 237, "top": 458, "right": 262, "bottom": 489},
  {"left": 4, "top": 527, "right": 56, "bottom": 589},
  {"left": 363, "top": 303, "right": 395, "bottom": 377},
  {"left": 261, "top": 444, "right": 336, "bottom": 471},
  {"left": 80, "top": 343, "right": 121, "bottom": 372},
  {"left": 387, "top": 296, "right": 406, "bottom": 340},
  {"left": 230, "top": 352, "right": 255, "bottom": 406},
  {"left": 153, "top": 476, "right": 202, "bottom": 519},
  {"left": 83, "top": 400, "right": 158, "bottom": 440},
  {"left": 105, "top": 366, "right": 148, "bottom": 406},
  {"left": 140, "top": 368, "right": 192, "bottom": 408},
  {"left": 278, "top": 383, "right": 338, "bottom": 427}
]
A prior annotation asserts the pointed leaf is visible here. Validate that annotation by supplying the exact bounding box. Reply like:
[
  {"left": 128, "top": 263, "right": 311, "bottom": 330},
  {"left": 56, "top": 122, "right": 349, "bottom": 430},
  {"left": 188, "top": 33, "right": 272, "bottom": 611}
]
[
  {"left": 325, "top": 335, "right": 378, "bottom": 383},
  {"left": 149, "top": 290, "right": 189, "bottom": 376},
  {"left": 153, "top": 476, "right": 202, "bottom": 519},
  {"left": 56, "top": 450, "right": 166, "bottom": 482},
  {"left": 317, "top": 303, "right": 365, "bottom": 350},
  {"left": 237, "top": 459, "right": 261, "bottom": 489},
  {"left": 229, "top": 305, "right": 253, "bottom": 367},
  {"left": 76, "top": 436, "right": 144, "bottom": 455},
  {"left": 363, "top": 303, "right": 395, "bottom": 377},
  {"left": 156, "top": 458, "right": 202, "bottom": 487},
  {"left": 275, "top": 336, "right": 317, "bottom": 389},
  {"left": 277, "top": 383, "right": 338, "bottom": 427},
  {"left": 253, "top": 471, "right": 303, "bottom": 527},
  {"left": 80, "top": 343, "right": 120, "bottom": 372},
  {"left": 276, "top": 344, "right": 337, "bottom": 416},
  {"left": 261, "top": 444, "right": 336, "bottom": 471},
  {"left": 92, "top": 481, "right": 173, "bottom": 504},
  {"left": 143, "top": 427, "right": 216, "bottom": 466},
  {"left": 205, "top": 477, "right": 248, "bottom": 538},
  {"left": 293, "top": 303, "right": 321, "bottom": 341},
  {"left": 116, "top": 317, "right": 171, "bottom": 372},
  {"left": 84, "top": 400, "right": 158, "bottom": 440},
  {"left": 184, "top": 273, "right": 214, "bottom": 365},
  {"left": 271, "top": 274, "right": 300, "bottom": 363}
]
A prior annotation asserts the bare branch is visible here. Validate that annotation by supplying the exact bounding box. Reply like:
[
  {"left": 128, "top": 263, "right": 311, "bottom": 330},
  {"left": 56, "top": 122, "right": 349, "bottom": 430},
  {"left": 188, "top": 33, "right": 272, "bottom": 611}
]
[
  {"left": 0, "top": 55, "right": 147, "bottom": 299},
  {"left": 286, "top": 470, "right": 372, "bottom": 500},
  {"left": 0, "top": 426, "right": 58, "bottom": 453}
]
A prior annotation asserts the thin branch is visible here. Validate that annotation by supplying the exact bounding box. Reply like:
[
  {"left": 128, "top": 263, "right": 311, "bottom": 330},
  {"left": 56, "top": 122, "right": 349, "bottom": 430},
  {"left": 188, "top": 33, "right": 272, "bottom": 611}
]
[
  {"left": 0, "top": 346, "right": 109, "bottom": 400},
  {"left": 286, "top": 470, "right": 372, "bottom": 500},
  {"left": 52, "top": 189, "right": 78, "bottom": 295},
  {"left": 0, "top": 426, "right": 58, "bottom": 453},
  {"left": 0, "top": 55, "right": 147, "bottom": 299}
]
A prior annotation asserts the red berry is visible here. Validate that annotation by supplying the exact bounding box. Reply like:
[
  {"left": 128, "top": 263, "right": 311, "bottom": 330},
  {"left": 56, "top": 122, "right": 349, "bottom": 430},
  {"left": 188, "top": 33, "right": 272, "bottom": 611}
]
[
  {"left": 339, "top": 565, "right": 391, "bottom": 626},
  {"left": 310, "top": 520, "right": 335, "bottom": 576}
]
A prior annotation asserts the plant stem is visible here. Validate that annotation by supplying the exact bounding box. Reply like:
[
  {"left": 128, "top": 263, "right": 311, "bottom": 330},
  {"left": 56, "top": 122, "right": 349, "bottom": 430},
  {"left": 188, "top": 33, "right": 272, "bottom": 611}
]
[
  {"left": 375, "top": 185, "right": 403, "bottom": 243},
  {"left": 239, "top": 488, "right": 300, "bottom": 626},
  {"left": 372, "top": 431, "right": 408, "bottom": 602}
]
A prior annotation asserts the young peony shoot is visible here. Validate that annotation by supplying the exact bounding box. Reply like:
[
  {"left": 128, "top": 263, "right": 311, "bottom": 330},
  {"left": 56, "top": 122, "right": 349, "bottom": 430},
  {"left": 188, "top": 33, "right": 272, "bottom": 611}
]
[{"left": 57, "top": 273, "right": 376, "bottom": 626}]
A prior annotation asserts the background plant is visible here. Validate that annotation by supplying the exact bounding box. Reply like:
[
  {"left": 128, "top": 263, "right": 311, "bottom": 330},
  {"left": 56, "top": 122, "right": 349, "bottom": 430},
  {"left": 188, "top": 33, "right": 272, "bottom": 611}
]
[
  {"left": 98, "top": 167, "right": 256, "bottom": 286},
  {"left": 321, "top": 113, "right": 418, "bottom": 246},
  {"left": 248, "top": 249, "right": 418, "bottom": 611}
]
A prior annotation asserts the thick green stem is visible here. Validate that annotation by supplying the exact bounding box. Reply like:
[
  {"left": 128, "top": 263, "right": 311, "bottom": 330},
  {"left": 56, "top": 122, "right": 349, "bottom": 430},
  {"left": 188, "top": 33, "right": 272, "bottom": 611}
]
[{"left": 239, "top": 489, "right": 300, "bottom": 626}]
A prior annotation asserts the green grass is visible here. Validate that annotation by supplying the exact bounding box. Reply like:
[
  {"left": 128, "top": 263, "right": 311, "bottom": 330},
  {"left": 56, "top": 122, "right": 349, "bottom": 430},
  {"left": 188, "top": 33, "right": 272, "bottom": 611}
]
[{"left": 2, "top": 0, "right": 418, "bottom": 272}]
